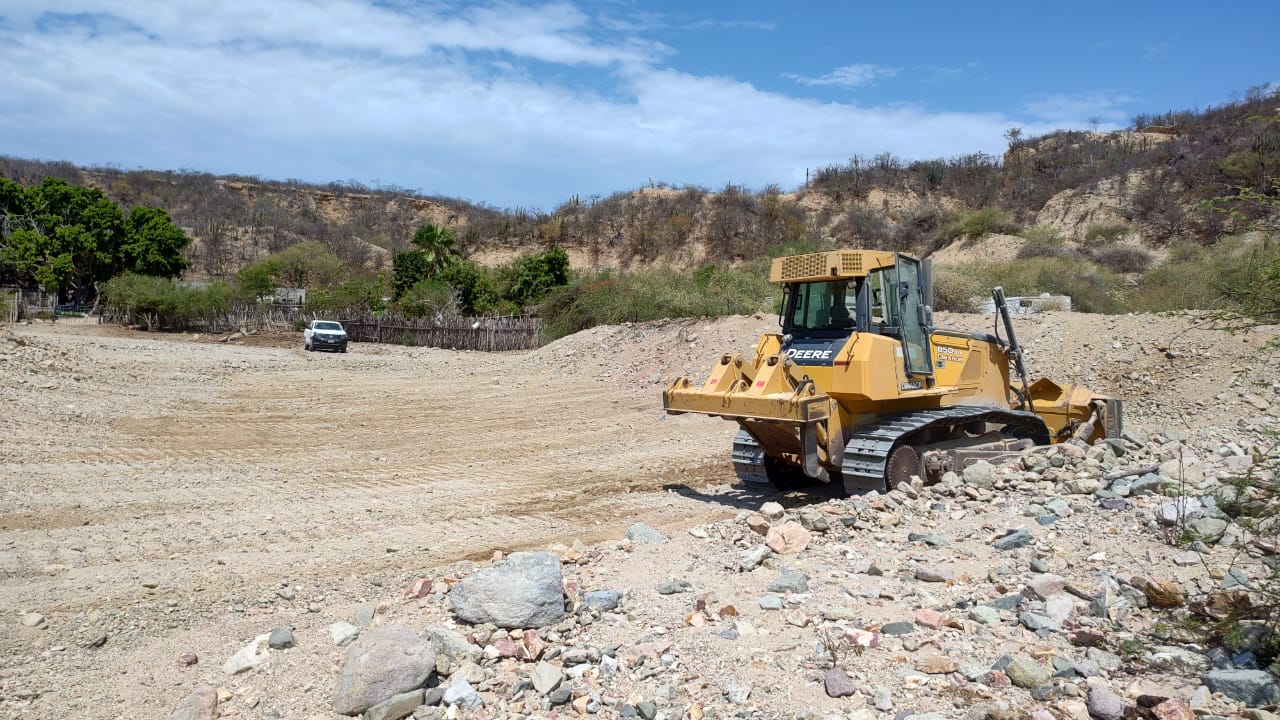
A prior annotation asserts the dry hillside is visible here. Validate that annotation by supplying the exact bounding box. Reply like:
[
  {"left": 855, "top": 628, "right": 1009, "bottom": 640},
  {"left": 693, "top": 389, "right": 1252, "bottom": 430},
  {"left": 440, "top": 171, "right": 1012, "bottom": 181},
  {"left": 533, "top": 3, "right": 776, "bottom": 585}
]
[{"left": 2, "top": 86, "right": 1276, "bottom": 287}]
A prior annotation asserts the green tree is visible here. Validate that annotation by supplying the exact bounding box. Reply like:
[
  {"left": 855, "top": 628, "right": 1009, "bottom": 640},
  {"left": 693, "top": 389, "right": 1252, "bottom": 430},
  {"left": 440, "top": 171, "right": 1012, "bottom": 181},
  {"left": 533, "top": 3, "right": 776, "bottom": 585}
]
[
  {"left": 439, "top": 260, "right": 504, "bottom": 315},
  {"left": 235, "top": 259, "right": 281, "bottom": 302},
  {"left": 392, "top": 250, "right": 430, "bottom": 299},
  {"left": 269, "top": 241, "right": 344, "bottom": 289},
  {"left": 502, "top": 246, "right": 571, "bottom": 307},
  {"left": 410, "top": 224, "right": 457, "bottom": 277},
  {"left": 121, "top": 207, "right": 190, "bottom": 277},
  {"left": 0, "top": 177, "right": 189, "bottom": 302},
  {"left": 391, "top": 224, "right": 458, "bottom": 300}
]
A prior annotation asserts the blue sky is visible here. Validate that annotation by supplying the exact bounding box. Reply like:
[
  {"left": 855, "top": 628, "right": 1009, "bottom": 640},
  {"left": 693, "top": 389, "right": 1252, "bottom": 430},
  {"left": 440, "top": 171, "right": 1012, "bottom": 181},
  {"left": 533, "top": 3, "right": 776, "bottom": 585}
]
[{"left": 2, "top": 1, "right": 1277, "bottom": 211}]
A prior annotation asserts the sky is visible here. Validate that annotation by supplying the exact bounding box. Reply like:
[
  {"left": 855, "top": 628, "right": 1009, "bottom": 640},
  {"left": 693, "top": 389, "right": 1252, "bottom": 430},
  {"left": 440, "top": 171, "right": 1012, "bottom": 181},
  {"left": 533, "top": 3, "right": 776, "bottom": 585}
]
[{"left": 2, "top": 1, "right": 1278, "bottom": 211}]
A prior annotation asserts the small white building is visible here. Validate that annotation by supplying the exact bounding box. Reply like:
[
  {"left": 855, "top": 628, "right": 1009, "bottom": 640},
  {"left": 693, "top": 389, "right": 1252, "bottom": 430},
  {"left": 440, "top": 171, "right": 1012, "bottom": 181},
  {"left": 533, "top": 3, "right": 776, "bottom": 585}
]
[
  {"left": 272, "top": 288, "right": 306, "bottom": 306},
  {"left": 977, "top": 293, "right": 1072, "bottom": 315}
]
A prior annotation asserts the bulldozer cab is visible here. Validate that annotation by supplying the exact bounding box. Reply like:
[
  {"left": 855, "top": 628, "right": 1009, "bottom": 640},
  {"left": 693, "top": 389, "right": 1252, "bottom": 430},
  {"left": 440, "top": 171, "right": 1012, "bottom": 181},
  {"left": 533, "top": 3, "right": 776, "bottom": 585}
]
[
  {"left": 781, "top": 252, "right": 932, "bottom": 377},
  {"left": 785, "top": 279, "right": 857, "bottom": 334}
]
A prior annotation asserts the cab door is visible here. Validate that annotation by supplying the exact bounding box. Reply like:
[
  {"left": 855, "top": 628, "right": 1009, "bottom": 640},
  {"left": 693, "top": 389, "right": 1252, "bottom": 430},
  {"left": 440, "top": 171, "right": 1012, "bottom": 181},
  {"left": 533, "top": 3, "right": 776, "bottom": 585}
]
[{"left": 893, "top": 253, "right": 933, "bottom": 377}]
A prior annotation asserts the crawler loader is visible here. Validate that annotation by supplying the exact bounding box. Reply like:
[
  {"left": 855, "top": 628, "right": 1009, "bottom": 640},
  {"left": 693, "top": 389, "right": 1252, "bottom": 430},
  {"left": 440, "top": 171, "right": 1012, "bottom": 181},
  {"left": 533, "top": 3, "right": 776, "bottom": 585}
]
[{"left": 663, "top": 249, "right": 1122, "bottom": 494}]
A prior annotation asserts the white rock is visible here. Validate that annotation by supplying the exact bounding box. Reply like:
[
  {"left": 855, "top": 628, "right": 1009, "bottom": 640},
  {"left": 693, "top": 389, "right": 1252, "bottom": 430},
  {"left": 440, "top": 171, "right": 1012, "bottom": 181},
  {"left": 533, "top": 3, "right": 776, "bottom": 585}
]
[
  {"left": 223, "top": 633, "right": 271, "bottom": 675},
  {"left": 330, "top": 621, "right": 360, "bottom": 647}
]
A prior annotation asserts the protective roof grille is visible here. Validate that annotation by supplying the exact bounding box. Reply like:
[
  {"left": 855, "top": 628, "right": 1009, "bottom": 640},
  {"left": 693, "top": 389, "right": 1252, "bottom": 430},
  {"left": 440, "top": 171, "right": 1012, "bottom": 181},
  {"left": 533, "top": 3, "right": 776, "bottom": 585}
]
[
  {"left": 840, "top": 252, "right": 863, "bottom": 275},
  {"left": 779, "top": 252, "right": 827, "bottom": 280}
]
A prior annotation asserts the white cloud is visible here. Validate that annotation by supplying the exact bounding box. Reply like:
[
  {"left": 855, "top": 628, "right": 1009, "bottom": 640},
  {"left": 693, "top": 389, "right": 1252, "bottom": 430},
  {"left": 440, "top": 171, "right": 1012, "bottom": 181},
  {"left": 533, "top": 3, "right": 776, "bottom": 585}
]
[
  {"left": 0, "top": 2, "right": 1081, "bottom": 209},
  {"left": 783, "top": 64, "right": 899, "bottom": 89},
  {"left": 14, "top": 1, "right": 668, "bottom": 66},
  {"left": 1022, "top": 91, "right": 1135, "bottom": 125},
  {"left": 597, "top": 10, "right": 774, "bottom": 34}
]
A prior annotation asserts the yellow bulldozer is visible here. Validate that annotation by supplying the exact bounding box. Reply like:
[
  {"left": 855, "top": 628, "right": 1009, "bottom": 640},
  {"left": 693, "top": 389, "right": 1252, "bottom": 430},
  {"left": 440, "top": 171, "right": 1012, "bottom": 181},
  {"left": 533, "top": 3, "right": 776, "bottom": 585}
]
[{"left": 664, "top": 249, "right": 1122, "bottom": 493}]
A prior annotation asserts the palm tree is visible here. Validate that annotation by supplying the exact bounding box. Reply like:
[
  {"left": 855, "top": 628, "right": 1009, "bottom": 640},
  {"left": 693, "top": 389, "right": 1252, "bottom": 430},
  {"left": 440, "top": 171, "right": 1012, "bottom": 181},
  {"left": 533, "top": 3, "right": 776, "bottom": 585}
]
[{"left": 410, "top": 224, "right": 456, "bottom": 278}]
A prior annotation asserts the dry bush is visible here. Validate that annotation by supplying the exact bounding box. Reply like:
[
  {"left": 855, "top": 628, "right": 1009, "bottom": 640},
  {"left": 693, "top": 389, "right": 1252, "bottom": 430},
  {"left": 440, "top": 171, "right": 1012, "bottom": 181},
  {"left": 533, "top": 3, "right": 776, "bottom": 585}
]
[
  {"left": 1083, "top": 223, "right": 1131, "bottom": 248},
  {"left": 1092, "top": 246, "right": 1154, "bottom": 273},
  {"left": 931, "top": 268, "right": 983, "bottom": 312},
  {"left": 832, "top": 205, "right": 893, "bottom": 249},
  {"left": 1016, "top": 226, "right": 1077, "bottom": 261}
]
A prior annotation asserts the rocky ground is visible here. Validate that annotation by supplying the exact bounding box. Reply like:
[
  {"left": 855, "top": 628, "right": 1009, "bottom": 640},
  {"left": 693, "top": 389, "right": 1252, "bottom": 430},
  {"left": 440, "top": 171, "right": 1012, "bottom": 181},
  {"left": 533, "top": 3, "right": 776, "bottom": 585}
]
[{"left": 1, "top": 310, "right": 1279, "bottom": 720}]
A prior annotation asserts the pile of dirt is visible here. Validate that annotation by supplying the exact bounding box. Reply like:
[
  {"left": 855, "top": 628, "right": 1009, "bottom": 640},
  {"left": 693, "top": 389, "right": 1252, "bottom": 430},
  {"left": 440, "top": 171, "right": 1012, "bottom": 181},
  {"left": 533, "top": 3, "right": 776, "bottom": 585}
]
[{"left": 531, "top": 310, "right": 1279, "bottom": 437}]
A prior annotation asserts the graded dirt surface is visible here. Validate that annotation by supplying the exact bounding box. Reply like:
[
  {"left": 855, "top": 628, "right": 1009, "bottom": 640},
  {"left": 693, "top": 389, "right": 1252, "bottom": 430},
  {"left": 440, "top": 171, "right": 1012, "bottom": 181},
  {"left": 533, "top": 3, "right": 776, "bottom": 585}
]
[
  {"left": 0, "top": 321, "right": 757, "bottom": 719},
  {"left": 0, "top": 312, "right": 1277, "bottom": 719}
]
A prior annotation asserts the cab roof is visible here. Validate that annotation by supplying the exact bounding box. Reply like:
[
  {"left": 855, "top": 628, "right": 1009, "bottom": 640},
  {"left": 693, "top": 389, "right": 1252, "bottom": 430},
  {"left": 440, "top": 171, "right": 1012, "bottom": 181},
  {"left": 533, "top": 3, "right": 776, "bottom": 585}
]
[{"left": 768, "top": 249, "right": 908, "bottom": 284}]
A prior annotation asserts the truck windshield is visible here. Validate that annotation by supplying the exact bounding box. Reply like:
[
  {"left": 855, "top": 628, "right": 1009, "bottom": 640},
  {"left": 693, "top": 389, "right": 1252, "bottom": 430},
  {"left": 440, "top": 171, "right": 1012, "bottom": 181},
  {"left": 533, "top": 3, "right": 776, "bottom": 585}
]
[
  {"left": 787, "top": 280, "right": 857, "bottom": 333},
  {"left": 315, "top": 322, "right": 343, "bottom": 331}
]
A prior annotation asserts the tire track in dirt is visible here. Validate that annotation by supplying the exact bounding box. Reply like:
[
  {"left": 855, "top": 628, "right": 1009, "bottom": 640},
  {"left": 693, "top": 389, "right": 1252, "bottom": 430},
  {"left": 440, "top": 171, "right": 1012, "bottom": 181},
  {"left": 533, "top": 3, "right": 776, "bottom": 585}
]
[{"left": 1, "top": 326, "right": 742, "bottom": 629}]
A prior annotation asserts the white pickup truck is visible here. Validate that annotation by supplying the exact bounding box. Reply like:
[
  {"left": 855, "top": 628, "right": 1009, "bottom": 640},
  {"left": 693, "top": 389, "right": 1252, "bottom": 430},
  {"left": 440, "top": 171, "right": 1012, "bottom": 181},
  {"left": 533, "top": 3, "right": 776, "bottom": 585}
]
[{"left": 303, "top": 320, "right": 348, "bottom": 353}]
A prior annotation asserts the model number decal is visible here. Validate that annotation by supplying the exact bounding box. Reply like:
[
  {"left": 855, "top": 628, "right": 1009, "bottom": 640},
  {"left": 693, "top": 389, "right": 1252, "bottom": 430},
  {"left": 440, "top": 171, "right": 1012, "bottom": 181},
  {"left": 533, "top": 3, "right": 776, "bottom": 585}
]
[
  {"left": 936, "top": 346, "right": 963, "bottom": 358},
  {"left": 786, "top": 349, "right": 833, "bottom": 360},
  {"left": 900, "top": 381, "right": 923, "bottom": 391}
]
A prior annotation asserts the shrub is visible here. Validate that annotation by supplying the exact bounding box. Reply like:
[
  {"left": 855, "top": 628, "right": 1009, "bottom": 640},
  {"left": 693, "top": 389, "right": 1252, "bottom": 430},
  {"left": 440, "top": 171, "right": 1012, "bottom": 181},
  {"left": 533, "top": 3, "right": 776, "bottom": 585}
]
[
  {"left": 1092, "top": 246, "right": 1154, "bottom": 273},
  {"left": 1127, "top": 238, "right": 1279, "bottom": 317},
  {"left": 959, "top": 257, "right": 1121, "bottom": 313},
  {"left": 765, "top": 238, "right": 828, "bottom": 258},
  {"left": 1022, "top": 225, "right": 1066, "bottom": 244},
  {"left": 1083, "top": 223, "right": 1131, "bottom": 247},
  {"left": 1129, "top": 176, "right": 1189, "bottom": 245},
  {"left": 1016, "top": 226, "right": 1076, "bottom": 261},
  {"left": 102, "top": 273, "right": 233, "bottom": 330},
  {"left": 396, "top": 278, "right": 458, "bottom": 319},
  {"left": 500, "top": 246, "right": 571, "bottom": 307},
  {"left": 1219, "top": 237, "right": 1280, "bottom": 322},
  {"left": 931, "top": 268, "right": 983, "bottom": 312},
  {"left": 945, "top": 208, "right": 1021, "bottom": 242},
  {"left": 897, "top": 203, "right": 957, "bottom": 253},
  {"left": 539, "top": 264, "right": 773, "bottom": 342},
  {"left": 439, "top": 261, "right": 505, "bottom": 315},
  {"left": 303, "top": 275, "right": 391, "bottom": 316},
  {"left": 832, "top": 205, "right": 893, "bottom": 249}
]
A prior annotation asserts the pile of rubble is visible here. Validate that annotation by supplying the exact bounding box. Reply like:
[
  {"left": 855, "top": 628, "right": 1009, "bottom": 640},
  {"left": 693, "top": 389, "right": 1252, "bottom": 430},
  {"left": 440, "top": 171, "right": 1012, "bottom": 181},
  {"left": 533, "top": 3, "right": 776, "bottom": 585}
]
[{"left": 166, "top": 426, "right": 1279, "bottom": 720}]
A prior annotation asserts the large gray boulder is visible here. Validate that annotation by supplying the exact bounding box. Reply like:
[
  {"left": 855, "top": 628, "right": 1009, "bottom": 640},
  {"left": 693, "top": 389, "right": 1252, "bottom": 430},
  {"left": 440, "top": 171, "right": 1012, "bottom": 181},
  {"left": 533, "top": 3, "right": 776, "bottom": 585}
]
[
  {"left": 1086, "top": 684, "right": 1124, "bottom": 720},
  {"left": 1004, "top": 655, "right": 1051, "bottom": 689},
  {"left": 449, "top": 551, "right": 565, "bottom": 629},
  {"left": 962, "top": 461, "right": 996, "bottom": 489},
  {"left": 1202, "top": 668, "right": 1280, "bottom": 707},
  {"left": 1188, "top": 517, "right": 1228, "bottom": 544},
  {"left": 333, "top": 624, "right": 438, "bottom": 716}
]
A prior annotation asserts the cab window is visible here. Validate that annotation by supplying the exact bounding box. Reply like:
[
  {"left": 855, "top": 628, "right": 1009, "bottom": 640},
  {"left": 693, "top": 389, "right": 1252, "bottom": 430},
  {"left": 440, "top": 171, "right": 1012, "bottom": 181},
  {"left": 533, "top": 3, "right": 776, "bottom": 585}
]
[{"left": 787, "top": 280, "right": 857, "bottom": 334}]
